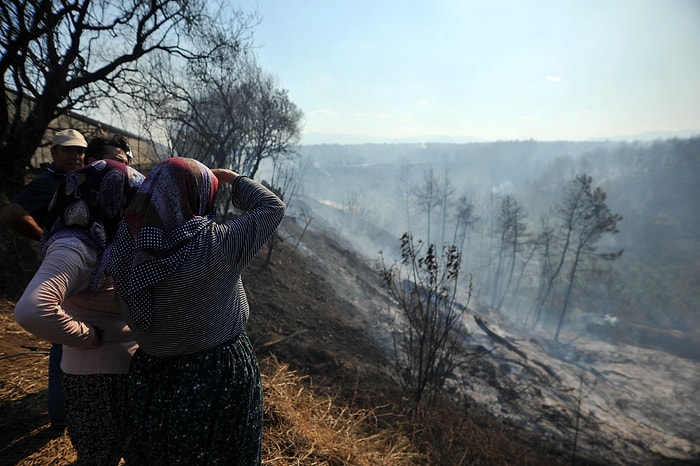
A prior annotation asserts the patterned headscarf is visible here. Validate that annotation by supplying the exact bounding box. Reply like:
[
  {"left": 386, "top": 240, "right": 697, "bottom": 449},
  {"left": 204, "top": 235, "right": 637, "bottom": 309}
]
[
  {"left": 110, "top": 157, "right": 219, "bottom": 331},
  {"left": 41, "top": 159, "right": 145, "bottom": 293}
]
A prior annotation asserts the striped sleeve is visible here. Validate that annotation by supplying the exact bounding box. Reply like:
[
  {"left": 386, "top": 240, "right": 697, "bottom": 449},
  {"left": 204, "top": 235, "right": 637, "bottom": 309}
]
[{"left": 220, "top": 176, "right": 286, "bottom": 270}]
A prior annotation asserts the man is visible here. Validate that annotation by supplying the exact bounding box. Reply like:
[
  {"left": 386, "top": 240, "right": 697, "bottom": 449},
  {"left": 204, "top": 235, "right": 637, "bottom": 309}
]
[
  {"left": 1, "top": 129, "right": 86, "bottom": 240},
  {"left": 0, "top": 128, "right": 87, "bottom": 429},
  {"left": 85, "top": 135, "right": 133, "bottom": 166}
]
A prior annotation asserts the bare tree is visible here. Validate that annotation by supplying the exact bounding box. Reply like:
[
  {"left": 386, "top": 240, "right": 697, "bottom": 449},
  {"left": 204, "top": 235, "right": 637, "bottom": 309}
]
[
  {"left": 380, "top": 233, "right": 469, "bottom": 406},
  {"left": 239, "top": 70, "right": 302, "bottom": 178},
  {"left": 253, "top": 155, "right": 311, "bottom": 266},
  {"left": 154, "top": 54, "right": 301, "bottom": 220},
  {"left": 552, "top": 175, "right": 623, "bottom": 341},
  {"left": 507, "top": 233, "right": 538, "bottom": 317},
  {"left": 167, "top": 57, "right": 302, "bottom": 176},
  {"left": 0, "top": 0, "right": 255, "bottom": 197},
  {"left": 437, "top": 170, "right": 456, "bottom": 248},
  {"left": 491, "top": 194, "right": 528, "bottom": 311},
  {"left": 474, "top": 194, "right": 496, "bottom": 298},
  {"left": 528, "top": 214, "right": 556, "bottom": 330},
  {"left": 398, "top": 163, "right": 414, "bottom": 233},
  {"left": 342, "top": 188, "right": 361, "bottom": 233},
  {"left": 414, "top": 169, "right": 441, "bottom": 246},
  {"left": 294, "top": 208, "right": 313, "bottom": 250},
  {"left": 529, "top": 175, "right": 623, "bottom": 339},
  {"left": 450, "top": 193, "right": 478, "bottom": 255},
  {"left": 164, "top": 57, "right": 302, "bottom": 224},
  {"left": 166, "top": 58, "right": 250, "bottom": 167},
  {"left": 270, "top": 154, "right": 312, "bottom": 214}
]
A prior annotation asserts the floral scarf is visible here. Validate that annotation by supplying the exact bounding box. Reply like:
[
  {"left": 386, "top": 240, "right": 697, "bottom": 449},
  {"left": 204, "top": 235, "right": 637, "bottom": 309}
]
[
  {"left": 110, "top": 157, "right": 219, "bottom": 331},
  {"left": 41, "top": 159, "right": 145, "bottom": 293}
]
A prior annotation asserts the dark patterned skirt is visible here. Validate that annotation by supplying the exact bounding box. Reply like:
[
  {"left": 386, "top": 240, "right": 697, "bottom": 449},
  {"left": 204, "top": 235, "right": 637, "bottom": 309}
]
[
  {"left": 128, "top": 332, "right": 263, "bottom": 465},
  {"left": 63, "top": 373, "right": 133, "bottom": 465}
]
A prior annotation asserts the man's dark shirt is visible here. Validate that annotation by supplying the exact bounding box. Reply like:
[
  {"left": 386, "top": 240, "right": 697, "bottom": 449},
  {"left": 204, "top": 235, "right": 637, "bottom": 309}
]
[{"left": 10, "top": 165, "right": 65, "bottom": 228}]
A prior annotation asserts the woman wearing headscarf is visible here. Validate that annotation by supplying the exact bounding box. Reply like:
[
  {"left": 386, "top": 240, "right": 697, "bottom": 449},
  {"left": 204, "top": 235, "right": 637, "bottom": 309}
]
[
  {"left": 109, "top": 157, "right": 285, "bottom": 465},
  {"left": 14, "top": 159, "right": 145, "bottom": 465}
]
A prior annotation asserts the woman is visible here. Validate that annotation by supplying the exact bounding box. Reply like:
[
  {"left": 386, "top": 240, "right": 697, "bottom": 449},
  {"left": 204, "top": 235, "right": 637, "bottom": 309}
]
[
  {"left": 109, "top": 157, "right": 285, "bottom": 465},
  {"left": 14, "top": 159, "right": 145, "bottom": 465}
]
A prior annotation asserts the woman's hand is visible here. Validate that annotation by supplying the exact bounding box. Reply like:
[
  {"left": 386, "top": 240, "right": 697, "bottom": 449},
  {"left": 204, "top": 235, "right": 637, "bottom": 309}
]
[
  {"left": 87, "top": 324, "right": 104, "bottom": 349},
  {"left": 211, "top": 168, "right": 240, "bottom": 184}
]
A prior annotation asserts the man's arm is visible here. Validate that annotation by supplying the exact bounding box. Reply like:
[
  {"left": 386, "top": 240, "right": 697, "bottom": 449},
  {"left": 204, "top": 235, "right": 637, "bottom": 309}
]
[{"left": 0, "top": 202, "right": 43, "bottom": 241}]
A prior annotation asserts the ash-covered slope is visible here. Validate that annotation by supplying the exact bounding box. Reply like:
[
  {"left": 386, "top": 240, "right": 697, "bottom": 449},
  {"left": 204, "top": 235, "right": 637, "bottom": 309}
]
[{"left": 277, "top": 216, "right": 700, "bottom": 466}]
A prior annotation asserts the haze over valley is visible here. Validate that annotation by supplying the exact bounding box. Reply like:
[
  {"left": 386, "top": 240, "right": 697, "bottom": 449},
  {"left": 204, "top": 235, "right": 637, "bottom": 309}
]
[{"left": 276, "top": 136, "right": 700, "bottom": 464}]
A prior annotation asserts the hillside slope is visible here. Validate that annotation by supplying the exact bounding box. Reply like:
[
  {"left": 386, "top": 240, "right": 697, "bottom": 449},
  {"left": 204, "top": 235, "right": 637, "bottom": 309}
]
[
  {"left": 248, "top": 218, "right": 699, "bottom": 466},
  {"left": 244, "top": 218, "right": 605, "bottom": 465},
  {"left": 0, "top": 217, "right": 619, "bottom": 465}
]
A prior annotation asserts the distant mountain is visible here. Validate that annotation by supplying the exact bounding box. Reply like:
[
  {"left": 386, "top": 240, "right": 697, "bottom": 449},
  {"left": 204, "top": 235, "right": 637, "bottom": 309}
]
[
  {"left": 301, "top": 132, "right": 484, "bottom": 145},
  {"left": 586, "top": 129, "right": 700, "bottom": 142},
  {"left": 301, "top": 130, "right": 700, "bottom": 146}
]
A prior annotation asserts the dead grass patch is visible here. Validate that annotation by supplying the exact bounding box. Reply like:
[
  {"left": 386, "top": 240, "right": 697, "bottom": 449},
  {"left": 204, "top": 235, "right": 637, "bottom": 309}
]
[
  {"left": 260, "top": 357, "right": 423, "bottom": 465},
  {"left": 0, "top": 316, "right": 422, "bottom": 466}
]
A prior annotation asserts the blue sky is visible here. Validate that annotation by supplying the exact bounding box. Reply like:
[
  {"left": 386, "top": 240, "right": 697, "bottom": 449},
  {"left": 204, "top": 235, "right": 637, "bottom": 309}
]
[{"left": 239, "top": 0, "right": 700, "bottom": 144}]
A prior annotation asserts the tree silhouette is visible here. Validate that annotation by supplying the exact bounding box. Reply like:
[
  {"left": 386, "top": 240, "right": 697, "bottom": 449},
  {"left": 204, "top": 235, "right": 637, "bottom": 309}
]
[
  {"left": 553, "top": 175, "right": 623, "bottom": 340},
  {"left": 414, "top": 169, "right": 441, "bottom": 246},
  {"left": 529, "top": 174, "right": 623, "bottom": 340},
  {"left": 168, "top": 59, "right": 302, "bottom": 179},
  {"left": 491, "top": 194, "right": 528, "bottom": 311},
  {"left": 0, "top": 0, "right": 254, "bottom": 197}
]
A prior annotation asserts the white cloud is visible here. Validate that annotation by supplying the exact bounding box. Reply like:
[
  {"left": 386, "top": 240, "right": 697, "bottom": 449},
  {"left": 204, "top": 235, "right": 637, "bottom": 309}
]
[{"left": 546, "top": 76, "right": 562, "bottom": 82}]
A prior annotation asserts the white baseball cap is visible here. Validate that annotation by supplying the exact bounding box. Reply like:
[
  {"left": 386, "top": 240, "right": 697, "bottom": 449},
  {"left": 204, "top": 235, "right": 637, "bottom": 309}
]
[{"left": 51, "top": 129, "right": 88, "bottom": 148}]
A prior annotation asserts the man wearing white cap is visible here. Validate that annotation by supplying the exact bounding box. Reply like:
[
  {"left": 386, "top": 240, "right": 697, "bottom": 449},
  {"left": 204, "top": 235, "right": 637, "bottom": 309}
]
[
  {"left": 1, "top": 129, "right": 87, "bottom": 240},
  {"left": 0, "top": 128, "right": 87, "bottom": 430}
]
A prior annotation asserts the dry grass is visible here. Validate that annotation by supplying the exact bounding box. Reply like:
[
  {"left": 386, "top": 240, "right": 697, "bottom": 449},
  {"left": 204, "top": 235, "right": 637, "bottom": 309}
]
[
  {"left": 0, "top": 328, "right": 422, "bottom": 465},
  {"left": 260, "top": 357, "right": 423, "bottom": 465},
  {"left": 0, "top": 336, "right": 77, "bottom": 465}
]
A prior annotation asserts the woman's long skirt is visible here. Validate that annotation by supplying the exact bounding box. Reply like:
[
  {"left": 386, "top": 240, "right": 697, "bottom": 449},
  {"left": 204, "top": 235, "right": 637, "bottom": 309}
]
[
  {"left": 128, "top": 333, "right": 263, "bottom": 465},
  {"left": 63, "top": 373, "right": 133, "bottom": 465}
]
